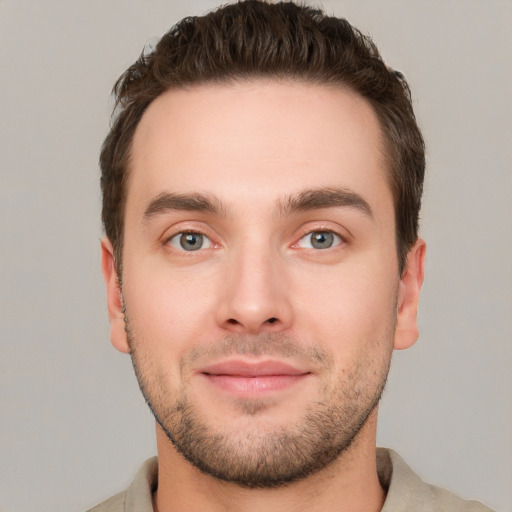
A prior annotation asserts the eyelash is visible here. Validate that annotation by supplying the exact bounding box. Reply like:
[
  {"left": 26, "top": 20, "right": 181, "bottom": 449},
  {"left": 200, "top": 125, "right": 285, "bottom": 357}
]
[{"left": 163, "top": 226, "right": 346, "bottom": 253}]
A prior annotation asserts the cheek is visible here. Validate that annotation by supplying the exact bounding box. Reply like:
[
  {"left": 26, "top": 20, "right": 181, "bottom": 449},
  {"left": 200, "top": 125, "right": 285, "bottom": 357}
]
[
  {"left": 291, "top": 260, "right": 397, "bottom": 350},
  {"left": 122, "top": 258, "right": 220, "bottom": 357}
]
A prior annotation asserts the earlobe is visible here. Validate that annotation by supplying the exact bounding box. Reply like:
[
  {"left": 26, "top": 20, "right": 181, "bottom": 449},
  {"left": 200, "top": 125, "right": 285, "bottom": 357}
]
[
  {"left": 394, "top": 238, "right": 426, "bottom": 350},
  {"left": 101, "top": 237, "right": 130, "bottom": 354}
]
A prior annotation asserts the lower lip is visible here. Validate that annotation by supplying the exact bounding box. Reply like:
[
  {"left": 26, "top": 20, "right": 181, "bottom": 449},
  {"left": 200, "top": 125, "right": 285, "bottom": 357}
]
[{"left": 202, "top": 374, "right": 309, "bottom": 395}]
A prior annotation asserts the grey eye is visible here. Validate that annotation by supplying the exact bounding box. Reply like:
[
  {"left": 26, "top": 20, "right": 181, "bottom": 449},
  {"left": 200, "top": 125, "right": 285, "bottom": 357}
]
[
  {"left": 168, "top": 232, "right": 212, "bottom": 251},
  {"left": 298, "top": 231, "right": 342, "bottom": 250}
]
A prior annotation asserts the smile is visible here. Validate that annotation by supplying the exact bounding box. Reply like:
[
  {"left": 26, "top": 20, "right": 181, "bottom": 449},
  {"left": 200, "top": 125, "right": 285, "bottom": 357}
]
[{"left": 198, "top": 360, "right": 312, "bottom": 395}]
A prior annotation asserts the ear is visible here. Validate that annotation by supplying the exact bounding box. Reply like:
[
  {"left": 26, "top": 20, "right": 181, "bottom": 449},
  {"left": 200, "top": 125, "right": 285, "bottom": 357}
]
[
  {"left": 101, "top": 237, "right": 130, "bottom": 354},
  {"left": 394, "top": 238, "right": 426, "bottom": 350}
]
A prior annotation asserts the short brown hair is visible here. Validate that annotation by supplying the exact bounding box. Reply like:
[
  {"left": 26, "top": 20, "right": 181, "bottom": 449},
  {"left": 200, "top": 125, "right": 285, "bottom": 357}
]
[{"left": 100, "top": 0, "right": 425, "bottom": 275}]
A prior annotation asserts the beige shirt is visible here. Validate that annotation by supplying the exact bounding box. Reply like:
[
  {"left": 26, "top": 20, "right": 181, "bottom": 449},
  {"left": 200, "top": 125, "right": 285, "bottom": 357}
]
[{"left": 87, "top": 448, "right": 494, "bottom": 512}]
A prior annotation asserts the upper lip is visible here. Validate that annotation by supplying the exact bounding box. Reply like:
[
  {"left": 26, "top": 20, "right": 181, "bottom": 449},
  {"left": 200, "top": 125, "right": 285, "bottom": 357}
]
[{"left": 199, "top": 359, "right": 310, "bottom": 377}]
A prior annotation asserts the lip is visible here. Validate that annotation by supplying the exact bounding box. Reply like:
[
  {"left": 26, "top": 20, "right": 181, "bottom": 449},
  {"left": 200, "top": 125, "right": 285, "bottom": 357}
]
[
  {"left": 199, "top": 359, "right": 309, "bottom": 377},
  {"left": 198, "top": 359, "right": 311, "bottom": 395}
]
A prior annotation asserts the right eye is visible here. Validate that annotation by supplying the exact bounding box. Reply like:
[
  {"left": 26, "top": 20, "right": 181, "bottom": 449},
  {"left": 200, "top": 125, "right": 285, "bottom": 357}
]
[
  {"left": 296, "top": 230, "right": 343, "bottom": 250},
  {"left": 167, "top": 232, "right": 213, "bottom": 251}
]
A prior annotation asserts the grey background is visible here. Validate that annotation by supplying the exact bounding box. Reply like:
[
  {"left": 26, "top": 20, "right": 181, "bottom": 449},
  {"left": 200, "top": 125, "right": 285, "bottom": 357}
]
[{"left": 1, "top": 1, "right": 511, "bottom": 511}]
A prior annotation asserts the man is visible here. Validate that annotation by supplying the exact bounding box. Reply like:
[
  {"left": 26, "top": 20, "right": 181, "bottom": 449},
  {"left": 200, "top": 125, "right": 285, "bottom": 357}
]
[{"left": 92, "top": 1, "right": 493, "bottom": 511}]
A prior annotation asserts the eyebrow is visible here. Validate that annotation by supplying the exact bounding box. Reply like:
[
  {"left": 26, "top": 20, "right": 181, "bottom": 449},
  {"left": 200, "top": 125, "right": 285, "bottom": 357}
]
[
  {"left": 278, "top": 187, "right": 373, "bottom": 218},
  {"left": 142, "top": 186, "right": 373, "bottom": 221},
  {"left": 143, "top": 192, "right": 227, "bottom": 221}
]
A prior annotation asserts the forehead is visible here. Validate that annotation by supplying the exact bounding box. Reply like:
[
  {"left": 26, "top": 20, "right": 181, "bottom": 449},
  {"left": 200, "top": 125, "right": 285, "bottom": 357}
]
[{"left": 127, "top": 80, "right": 392, "bottom": 218}]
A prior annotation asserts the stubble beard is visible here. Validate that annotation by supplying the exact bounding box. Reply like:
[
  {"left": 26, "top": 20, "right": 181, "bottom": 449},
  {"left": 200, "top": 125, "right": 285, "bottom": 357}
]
[{"left": 125, "top": 317, "right": 394, "bottom": 489}]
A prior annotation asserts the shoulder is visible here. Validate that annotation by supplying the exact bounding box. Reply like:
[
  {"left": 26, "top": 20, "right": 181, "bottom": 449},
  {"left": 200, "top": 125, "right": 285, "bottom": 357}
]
[
  {"left": 86, "top": 457, "right": 158, "bottom": 512},
  {"left": 379, "top": 448, "right": 494, "bottom": 512},
  {"left": 87, "top": 491, "right": 126, "bottom": 512}
]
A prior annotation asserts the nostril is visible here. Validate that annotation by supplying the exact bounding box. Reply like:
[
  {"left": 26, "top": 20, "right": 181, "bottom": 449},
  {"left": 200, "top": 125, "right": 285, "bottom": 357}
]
[{"left": 225, "top": 317, "right": 278, "bottom": 328}]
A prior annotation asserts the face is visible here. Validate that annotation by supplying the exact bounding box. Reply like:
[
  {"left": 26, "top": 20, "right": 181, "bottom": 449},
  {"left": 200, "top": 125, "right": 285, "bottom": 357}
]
[{"left": 102, "top": 80, "right": 424, "bottom": 487}]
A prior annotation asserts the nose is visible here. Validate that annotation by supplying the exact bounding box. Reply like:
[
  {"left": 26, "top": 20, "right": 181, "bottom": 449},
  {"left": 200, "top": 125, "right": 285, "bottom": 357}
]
[{"left": 216, "top": 241, "right": 293, "bottom": 334}]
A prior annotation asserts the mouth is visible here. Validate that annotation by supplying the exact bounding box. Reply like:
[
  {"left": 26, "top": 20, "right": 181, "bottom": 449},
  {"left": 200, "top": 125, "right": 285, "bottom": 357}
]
[{"left": 197, "top": 359, "right": 312, "bottom": 396}]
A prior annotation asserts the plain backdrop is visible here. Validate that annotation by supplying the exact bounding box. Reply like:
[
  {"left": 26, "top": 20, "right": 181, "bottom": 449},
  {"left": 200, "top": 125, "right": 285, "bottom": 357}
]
[{"left": 1, "top": 1, "right": 511, "bottom": 511}]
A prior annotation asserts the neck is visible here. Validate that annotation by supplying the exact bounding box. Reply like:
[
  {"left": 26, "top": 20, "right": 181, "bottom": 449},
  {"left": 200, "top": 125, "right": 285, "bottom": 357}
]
[{"left": 153, "top": 410, "right": 385, "bottom": 512}]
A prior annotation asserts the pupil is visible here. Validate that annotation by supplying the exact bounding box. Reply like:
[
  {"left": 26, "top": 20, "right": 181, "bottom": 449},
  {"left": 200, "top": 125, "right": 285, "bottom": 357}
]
[
  {"left": 312, "top": 231, "right": 333, "bottom": 249},
  {"left": 180, "top": 233, "right": 203, "bottom": 251}
]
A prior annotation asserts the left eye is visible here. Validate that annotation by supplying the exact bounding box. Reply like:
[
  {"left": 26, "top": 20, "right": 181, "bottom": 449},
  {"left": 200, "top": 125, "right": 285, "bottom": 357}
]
[
  {"left": 168, "top": 232, "right": 212, "bottom": 251},
  {"left": 297, "top": 231, "right": 342, "bottom": 250}
]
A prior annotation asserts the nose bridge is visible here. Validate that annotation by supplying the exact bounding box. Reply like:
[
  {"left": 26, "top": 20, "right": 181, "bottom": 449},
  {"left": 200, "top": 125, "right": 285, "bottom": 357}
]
[{"left": 217, "top": 233, "right": 292, "bottom": 333}]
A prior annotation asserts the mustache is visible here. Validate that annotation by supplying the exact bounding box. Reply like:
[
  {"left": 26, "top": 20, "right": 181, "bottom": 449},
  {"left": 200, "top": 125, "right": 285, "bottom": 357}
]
[
  {"left": 123, "top": 309, "right": 333, "bottom": 370},
  {"left": 181, "top": 332, "right": 333, "bottom": 369}
]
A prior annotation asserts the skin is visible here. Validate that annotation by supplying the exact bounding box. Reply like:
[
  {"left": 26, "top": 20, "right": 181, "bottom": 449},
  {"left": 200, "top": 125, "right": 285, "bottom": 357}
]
[{"left": 102, "top": 80, "right": 425, "bottom": 512}]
